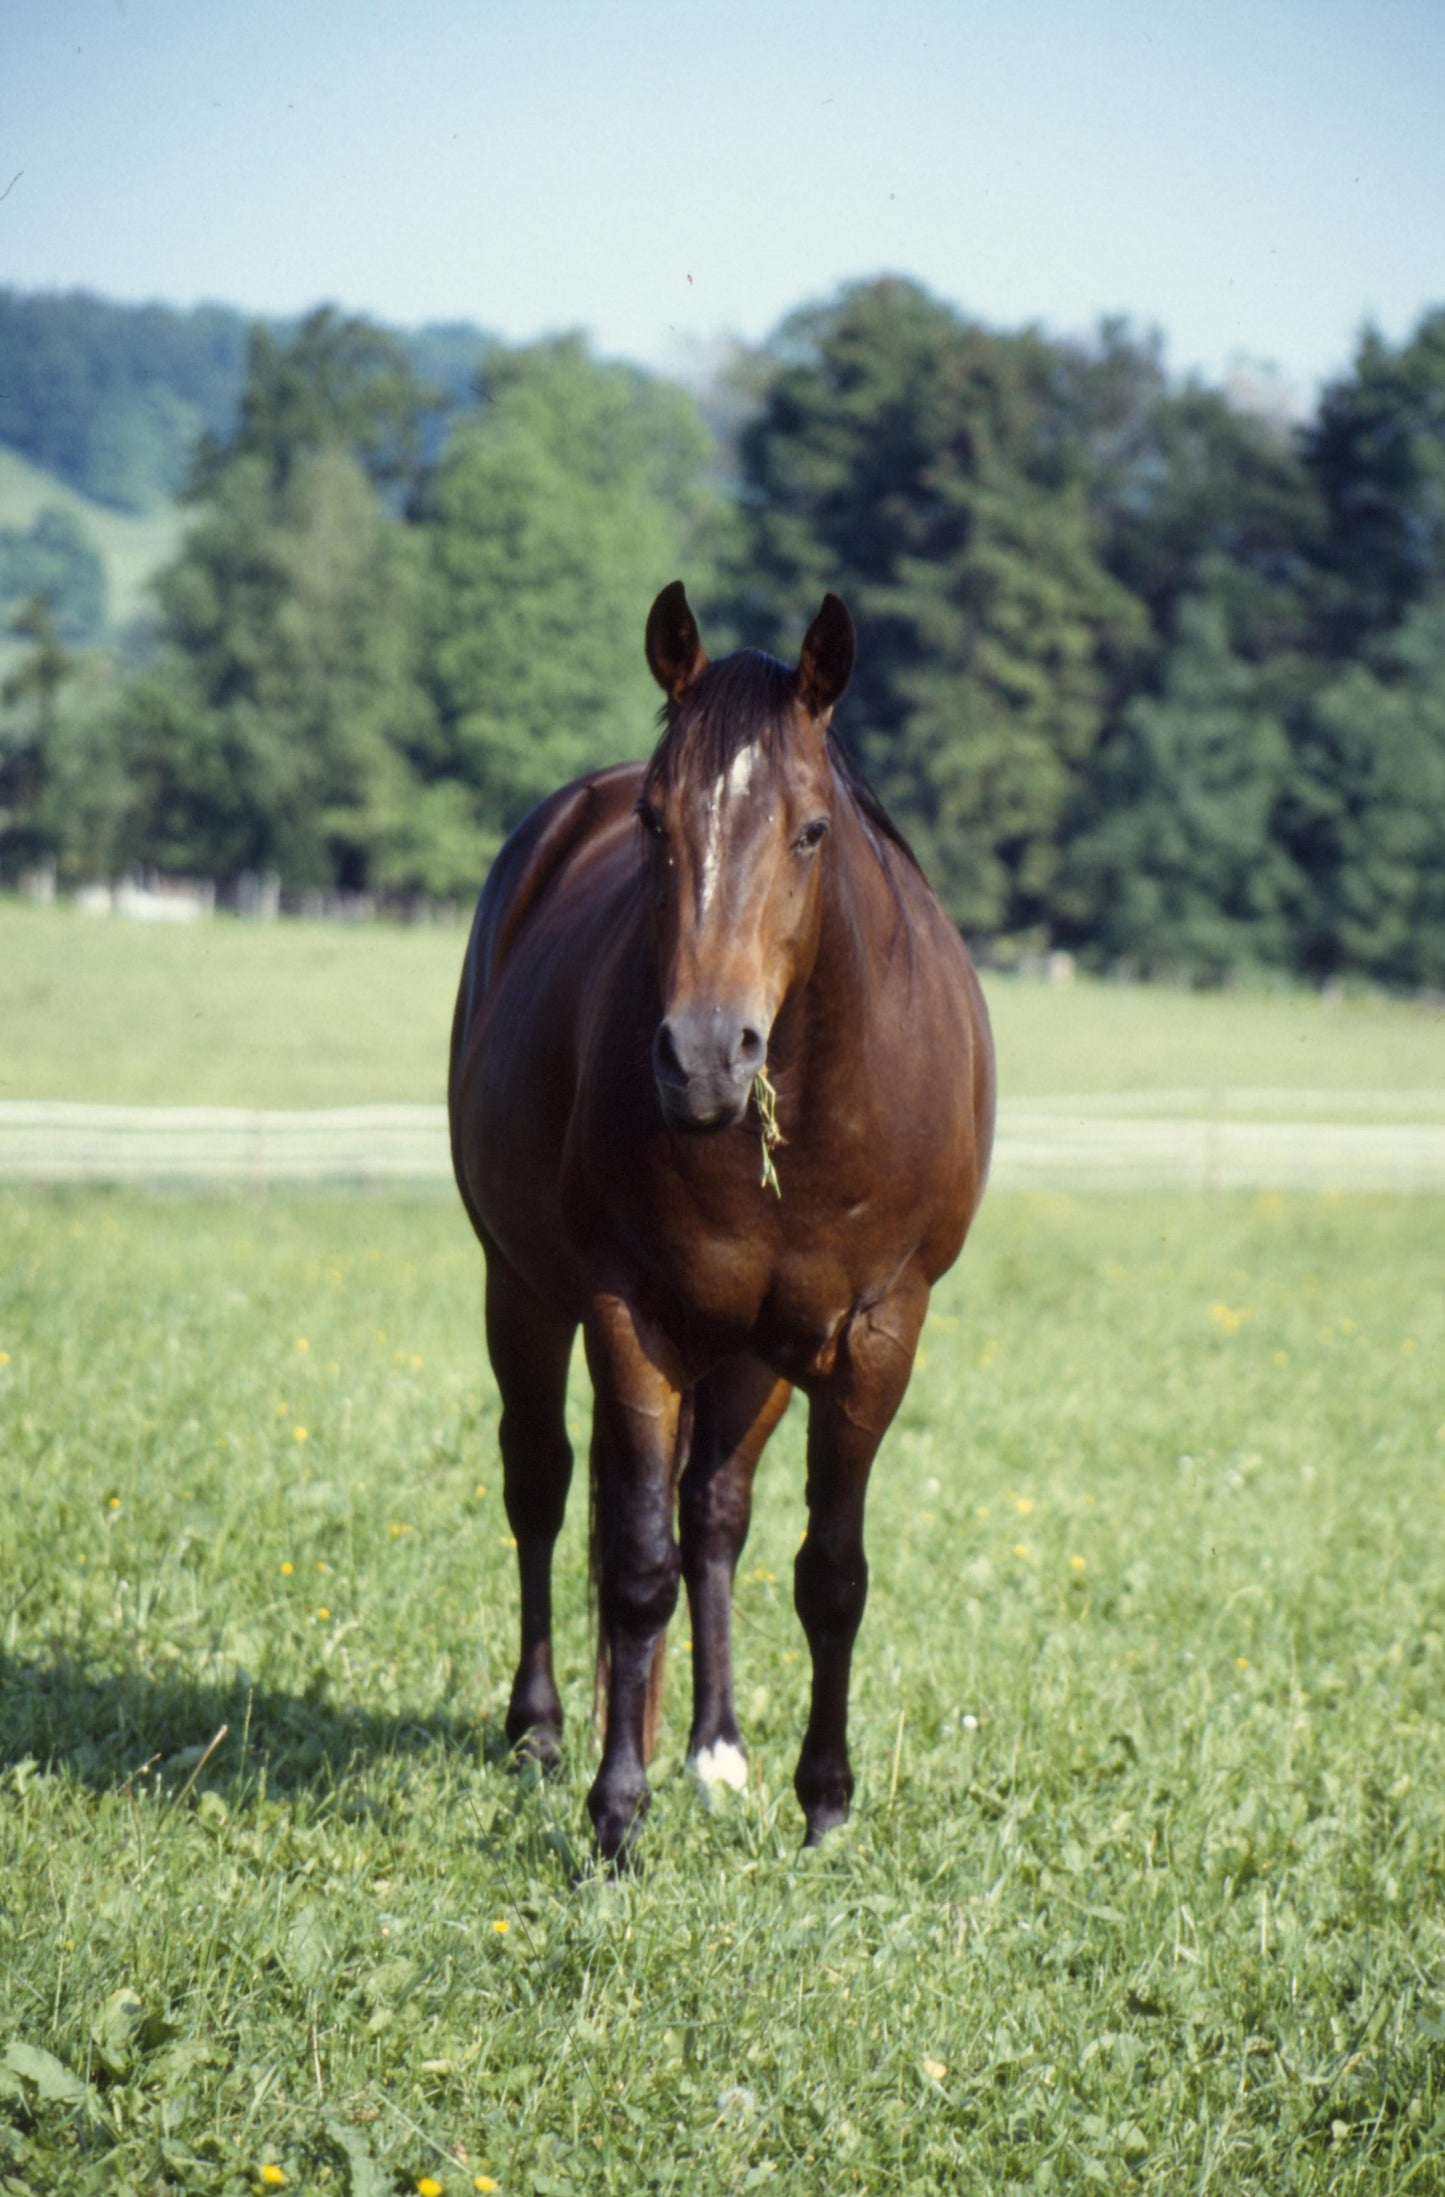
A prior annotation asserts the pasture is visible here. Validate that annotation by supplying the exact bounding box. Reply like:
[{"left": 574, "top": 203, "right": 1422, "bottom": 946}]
[
  {"left": 2, "top": 1185, "right": 1443, "bottom": 2193},
  {"left": 2, "top": 900, "right": 1444, "bottom": 2191},
  {"left": 3, "top": 897, "right": 1444, "bottom": 1107}
]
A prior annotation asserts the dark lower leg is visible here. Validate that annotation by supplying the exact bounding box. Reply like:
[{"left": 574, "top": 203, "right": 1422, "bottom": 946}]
[
  {"left": 503, "top": 1425, "right": 571, "bottom": 1761},
  {"left": 791, "top": 1279, "right": 927, "bottom": 1844},
  {"left": 486, "top": 1263, "right": 576, "bottom": 1766},
  {"left": 793, "top": 1518, "right": 869, "bottom": 1841},
  {"left": 581, "top": 1298, "right": 686, "bottom": 1862},
  {"left": 589, "top": 1489, "right": 681, "bottom": 1859},
  {"left": 680, "top": 1359, "right": 789, "bottom": 1772}
]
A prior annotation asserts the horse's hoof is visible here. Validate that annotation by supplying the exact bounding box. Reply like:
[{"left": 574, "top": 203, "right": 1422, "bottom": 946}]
[
  {"left": 800, "top": 1797, "right": 851, "bottom": 1848},
  {"left": 511, "top": 1724, "right": 563, "bottom": 1775},
  {"left": 588, "top": 1779, "right": 649, "bottom": 1862}
]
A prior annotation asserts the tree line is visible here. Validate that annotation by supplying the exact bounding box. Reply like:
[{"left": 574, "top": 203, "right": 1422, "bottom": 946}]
[{"left": 2, "top": 281, "right": 1444, "bottom": 987}]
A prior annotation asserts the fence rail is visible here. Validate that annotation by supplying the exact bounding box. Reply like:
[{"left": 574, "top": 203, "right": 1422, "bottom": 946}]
[{"left": 2, "top": 1097, "right": 1443, "bottom": 1192}]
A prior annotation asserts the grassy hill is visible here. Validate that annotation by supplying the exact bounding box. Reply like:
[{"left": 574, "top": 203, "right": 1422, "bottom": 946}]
[
  {"left": 1, "top": 897, "right": 1441, "bottom": 1108},
  {"left": 0, "top": 444, "right": 185, "bottom": 643}
]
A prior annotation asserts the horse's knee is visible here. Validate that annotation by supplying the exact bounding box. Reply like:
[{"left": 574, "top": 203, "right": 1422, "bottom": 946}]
[
  {"left": 601, "top": 1540, "right": 681, "bottom": 1640},
  {"left": 680, "top": 1474, "right": 750, "bottom": 1571}
]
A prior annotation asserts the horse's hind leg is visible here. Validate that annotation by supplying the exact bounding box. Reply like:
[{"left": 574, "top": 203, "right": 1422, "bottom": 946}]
[
  {"left": 484, "top": 1251, "right": 577, "bottom": 1767},
  {"left": 680, "top": 1354, "right": 791, "bottom": 1793}
]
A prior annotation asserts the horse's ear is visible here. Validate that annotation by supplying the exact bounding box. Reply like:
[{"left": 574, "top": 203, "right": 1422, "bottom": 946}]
[
  {"left": 645, "top": 580, "right": 708, "bottom": 700},
  {"left": 797, "top": 593, "right": 855, "bottom": 721}
]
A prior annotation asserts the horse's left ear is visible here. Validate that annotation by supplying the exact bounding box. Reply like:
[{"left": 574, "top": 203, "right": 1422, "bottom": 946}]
[
  {"left": 797, "top": 593, "right": 855, "bottom": 721},
  {"left": 646, "top": 580, "right": 709, "bottom": 700}
]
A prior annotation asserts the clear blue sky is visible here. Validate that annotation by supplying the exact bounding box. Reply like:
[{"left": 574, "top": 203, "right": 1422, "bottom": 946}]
[{"left": 3, "top": 0, "right": 1443, "bottom": 404}]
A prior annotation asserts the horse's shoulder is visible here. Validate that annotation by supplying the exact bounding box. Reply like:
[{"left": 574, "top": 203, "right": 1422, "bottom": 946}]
[{"left": 471, "top": 761, "right": 644, "bottom": 994}]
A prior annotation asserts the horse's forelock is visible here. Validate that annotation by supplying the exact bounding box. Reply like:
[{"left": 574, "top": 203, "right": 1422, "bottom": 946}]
[
  {"left": 641, "top": 644, "right": 923, "bottom": 879},
  {"left": 645, "top": 650, "right": 796, "bottom": 798}
]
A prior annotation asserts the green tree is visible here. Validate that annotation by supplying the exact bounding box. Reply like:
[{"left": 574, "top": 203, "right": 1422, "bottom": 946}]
[
  {"left": 189, "top": 306, "right": 440, "bottom": 498},
  {"left": 0, "top": 506, "right": 107, "bottom": 639},
  {"left": 0, "top": 596, "right": 74, "bottom": 868},
  {"left": 1059, "top": 595, "right": 1298, "bottom": 977},
  {"left": 1279, "top": 603, "right": 1445, "bottom": 986},
  {"left": 115, "top": 448, "right": 440, "bottom": 887},
  {"left": 423, "top": 337, "right": 724, "bottom": 847},
  {"left": 1051, "top": 319, "right": 1324, "bottom": 663},
  {"left": 730, "top": 279, "right": 1144, "bottom": 934},
  {"left": 1307, "top": 311, "right": 1445, "bottom": 644}
]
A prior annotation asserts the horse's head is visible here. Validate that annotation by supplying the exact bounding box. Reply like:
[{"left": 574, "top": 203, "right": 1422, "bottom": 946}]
[{"left": 638, "top": 581, "right": 855, "bottom": 1133}]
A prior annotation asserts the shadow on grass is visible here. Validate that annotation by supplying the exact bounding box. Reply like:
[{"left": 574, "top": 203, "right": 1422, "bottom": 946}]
[{"left": 0, "top": 1648, "right": 514, "bottom": 1802}]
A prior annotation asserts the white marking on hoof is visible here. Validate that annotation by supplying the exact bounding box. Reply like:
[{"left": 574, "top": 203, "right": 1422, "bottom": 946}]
[{"left": 687, "top": 1740, "right": 749, "bottom": 1797}]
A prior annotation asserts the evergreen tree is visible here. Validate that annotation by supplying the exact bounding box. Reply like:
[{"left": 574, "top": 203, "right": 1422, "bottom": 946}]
[
  {"left": 730, "top": 279, "right": 1144, "bottom": 934},
  {"left": 1307, "top": 311, "right": 1445, "bottom": 644},
  {"left": 189, "top": 306, "right": 440, "bottom": 499},
  {"left": 1060, "top": 595, "right": 1297, "bottom": 977},
  {"left": 1280, "top": 603, "right": 1445, "bottom": 985}
]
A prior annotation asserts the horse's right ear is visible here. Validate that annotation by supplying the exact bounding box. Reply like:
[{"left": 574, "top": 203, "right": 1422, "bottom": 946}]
[{"left": 645, "top": 580, "right": 708, "bottom": 700}]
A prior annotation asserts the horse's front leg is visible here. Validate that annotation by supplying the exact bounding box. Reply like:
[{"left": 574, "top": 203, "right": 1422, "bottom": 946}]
[
  {"left": 583, "top": 1292, "right": 686, "bottom": 1862},
  {"left": 681, "top": 1354, "right": 792, "bottom": 1793},
  {"left": 794, "top": 1272, "right": 930, "bottom": 1846}
]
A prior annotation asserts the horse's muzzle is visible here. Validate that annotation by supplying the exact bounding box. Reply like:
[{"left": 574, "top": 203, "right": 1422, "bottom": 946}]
[{"left": 653, "top": 1009, "right": 765, "bottom": 1132}]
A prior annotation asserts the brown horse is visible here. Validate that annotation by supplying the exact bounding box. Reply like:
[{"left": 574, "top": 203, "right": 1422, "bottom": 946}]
[{"left": 449, "top": 583, "right": 994, "bottom": 1859}]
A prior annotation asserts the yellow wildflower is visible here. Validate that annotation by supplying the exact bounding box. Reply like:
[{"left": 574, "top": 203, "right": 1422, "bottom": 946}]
[
  {"left": 418, "top": 2180, "right": 443, "bottom": 2197},
  {"left": 280, "top": 1561, "right": 294, "bottom": 1576},
  {"left": 293, "top": 1426, "right": 308, "bottom": 1443},
  {"left": 492, "top": 1919, "right": 509, "bottom": 1934},
  {"left": 259, "top": 2171, "right": 286, "bottom": 2191}
]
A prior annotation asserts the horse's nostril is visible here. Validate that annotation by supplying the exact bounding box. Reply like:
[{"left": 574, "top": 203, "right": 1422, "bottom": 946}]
[
  {"left": 734, "top": 1025, "right": 765, "bottom": 1073},
  {"left": 653, "top": 1020, "right": 685, "bottom": 1084}
]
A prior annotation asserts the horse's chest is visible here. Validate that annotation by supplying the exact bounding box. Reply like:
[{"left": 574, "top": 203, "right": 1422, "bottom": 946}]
[{"left": 646, "top": 1210, "right": 863, "bottom": 1379}]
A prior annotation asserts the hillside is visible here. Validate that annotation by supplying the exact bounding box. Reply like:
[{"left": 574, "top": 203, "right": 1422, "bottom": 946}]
[
  {"left": 0, "top": 287, "right": 493, "bottom": 511},
  {"left": 0, "top": 444, "right": 186, "bottom": 641}
]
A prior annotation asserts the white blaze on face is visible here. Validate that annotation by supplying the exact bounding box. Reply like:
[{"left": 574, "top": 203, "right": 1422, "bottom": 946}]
[{"left": 698, "top": 743, "right": 757, "bottom": 916}]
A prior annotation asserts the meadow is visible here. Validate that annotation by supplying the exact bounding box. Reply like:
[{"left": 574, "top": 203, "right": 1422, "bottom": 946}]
[
  {"left": 3, "top": 897, "right": 1444, "bottom": 1107},
  {"left": 2, "top": 903, "right": 1444, "bottom": 2193}
]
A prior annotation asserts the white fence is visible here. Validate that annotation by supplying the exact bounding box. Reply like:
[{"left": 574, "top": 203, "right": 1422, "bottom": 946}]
[
  {"left": 0, "top": 1104, "right": 449, "bottom": 1186},
  {"left": 1, "top": 1093, "right": 1443, "bottom": 1192}
]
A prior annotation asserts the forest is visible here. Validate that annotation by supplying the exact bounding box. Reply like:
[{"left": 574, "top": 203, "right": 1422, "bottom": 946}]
[{"left": 1, "top": 281, "right": 1443, "bottom": 987}]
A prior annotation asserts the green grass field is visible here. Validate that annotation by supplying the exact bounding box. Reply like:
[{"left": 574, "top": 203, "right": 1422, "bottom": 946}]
[
  {"left": 4, "top": 897, "right": 1443, "bottom": 1107},
  {"left": 3, "top": 901, "right": 1443, "bottom": 2190},
  {"left": 2, "top": 1185, "right": 1443, "bottom": 2194}
]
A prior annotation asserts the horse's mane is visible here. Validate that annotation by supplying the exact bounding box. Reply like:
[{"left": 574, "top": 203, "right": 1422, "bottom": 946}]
[{"left": 643, "top": 648, "right": 922, "bottom": 876}]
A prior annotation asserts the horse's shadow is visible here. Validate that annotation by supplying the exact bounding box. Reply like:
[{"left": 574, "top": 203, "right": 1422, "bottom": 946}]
[{"left": 0, "top": 1648, "right": 509, "bottom": 1804}]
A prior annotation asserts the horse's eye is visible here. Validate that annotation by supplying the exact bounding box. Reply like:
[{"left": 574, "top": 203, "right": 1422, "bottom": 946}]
[
  {"left": 636, "top": 802, "right": 665, "bottom": 840},
  {"left": 794, "top": 817, "right": 830, "bottom": 853}
]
